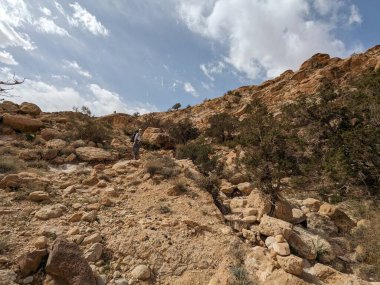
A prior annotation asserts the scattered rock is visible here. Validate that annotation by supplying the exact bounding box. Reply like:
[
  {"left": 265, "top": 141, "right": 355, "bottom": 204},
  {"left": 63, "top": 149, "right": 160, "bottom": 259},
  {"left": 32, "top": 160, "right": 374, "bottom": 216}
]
[
  {"left": 259, "top": 215, "right": 293, "bottom": 237},
  {"left": 82, "top": 233, "right": 102, "bottom": 245},
  {"left": 84, "top": 243, "right": 103, "bottom": 262},
  {"left": 131, "top": 264, "right": 151, "bottom": 281}
]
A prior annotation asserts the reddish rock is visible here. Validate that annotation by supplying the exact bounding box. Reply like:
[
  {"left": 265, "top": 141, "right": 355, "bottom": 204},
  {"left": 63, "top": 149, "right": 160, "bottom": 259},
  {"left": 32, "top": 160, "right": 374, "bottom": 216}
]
[{"left": 17, "top": 249, "right": 48, "bottom": 277}]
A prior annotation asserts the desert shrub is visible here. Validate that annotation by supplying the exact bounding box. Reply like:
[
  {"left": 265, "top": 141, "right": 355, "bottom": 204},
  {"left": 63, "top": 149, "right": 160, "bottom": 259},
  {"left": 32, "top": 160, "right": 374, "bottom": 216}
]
[
  {"left": 172, "top": 178, "right": 188, "bottom": 194},
  {"left": 175, "top": 142, "right": 217, "bottom": 173},
  {"left": 239, "top": 99, "right": 300, "bottom": 202},
  {"left": 206, "top": 113, "right": 238, "bottom": 143},
  {"left": 196, "top": 173, "right": 220, "bottom": 194},
  {"left": 140, "top": 114, "right": 163, "bottom": 129},
  {"left": 27, "top": 159, "right": 49, "bottom": 170},
  {"left": 0, "top": 237, "right": 10, "bottom": 254},
  {"left": 145, "top": 156, "right": 178, "bottom": 179},
  {"left": 0, "top": 158, "right": 23, "bottom": 173},
  {"left": 170, "top": 102, "right": 181, "bottom": 111},
  {"left": 68, "top": 114, "right": 112, "bottom": 144},
  {"left": 231, "top": 266, "right": 253, "bottom": 285},
  {"left": 167, "top": 118, "right": 199, "bottom": 144}
]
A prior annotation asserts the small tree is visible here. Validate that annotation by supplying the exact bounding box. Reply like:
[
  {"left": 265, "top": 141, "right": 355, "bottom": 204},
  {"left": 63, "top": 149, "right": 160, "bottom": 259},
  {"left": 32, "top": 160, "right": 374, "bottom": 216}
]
[
  {"left": 170, "top": 103, "right": 181, "bottom": 111},
  {"left": 167, "top": 118, "right": 199, "bottom": 144},
  {"left": 206, "top": 113, "right": 238, "bottom": 143}
]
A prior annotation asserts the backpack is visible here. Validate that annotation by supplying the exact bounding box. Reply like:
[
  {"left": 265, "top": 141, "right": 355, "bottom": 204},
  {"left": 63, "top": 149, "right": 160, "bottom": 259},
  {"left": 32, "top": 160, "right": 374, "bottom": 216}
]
[{"left": 130, "top": 131, "right": 138, "bottom": 142}]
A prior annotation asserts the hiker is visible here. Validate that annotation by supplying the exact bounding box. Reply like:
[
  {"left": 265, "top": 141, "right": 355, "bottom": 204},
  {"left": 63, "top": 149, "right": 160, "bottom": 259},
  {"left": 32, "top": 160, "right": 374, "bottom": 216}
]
[{"left": 132, "top": 128, "right": 142, "bottom": 160}]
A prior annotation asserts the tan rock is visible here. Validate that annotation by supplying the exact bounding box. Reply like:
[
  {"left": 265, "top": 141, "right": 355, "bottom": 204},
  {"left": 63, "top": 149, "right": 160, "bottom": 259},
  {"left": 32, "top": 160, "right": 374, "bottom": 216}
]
[
  {"left": 131, "top": 264, "right": 151, "bottom": 280},
  {"left": 277, "top": 255, "right": 304, "bottom": 276},
  {"left": 68, "top": 212, "right": 83, "bottom": 223},
  {"left": 75, "top": 147, "right": 114, "bottom": 162},
  {"left": 3, "top": 114, "right": 43, "bottom": 132},
  {"left": 82, "top": 211, "right": 97, "bottom": 223},
  {"left": 17, "top": 249, "right": 48, "bottom": 277},
  {"left": 259, "top": 215, "right": 293, "bottom": 237},
  {"left": 142, "top": 127, "right": 174, "bottom": 149},
  {"left": 46, "top": 139, "right": 67, "bottom": 150},
  {"left": 82, "top": 176, "right": 99, "bottom": 186},
  {"left": 82, "top": 233, "right": 102, "bottom": 245},
  {"left": 19, "top": 102, "right": 41, "bottom": 115},
  {"left": 263, "top": 269, "right": 309, "bottom": 285},
  {"left": 34, "top": 236, "right": 48, "bottom": 249},
  {"left": 247, "top": 189, "right": 272, "bottom": 219},
  {"left": 35, "top": 204, "right": 66, "bottom": 220},
  {"left": 41, "top": 128, "right": 61, "bottom": 141},
  {"left": 84, "top": 243, "right": 103, "bottom": 262},
  {"left": 302, "top": 198, "right": 321, "bottom": 212},
  {"left": 319, "top": 203, "right": 355, "bottom": 232},
  {"left": 28, "top": 191, "right": 50, "bottom": 202},
  {"left": 272, "top": 241, "right": 291, "bottom": 256},
  {"left": 237, "top": 182, "right": 254, "bottom": 195}
]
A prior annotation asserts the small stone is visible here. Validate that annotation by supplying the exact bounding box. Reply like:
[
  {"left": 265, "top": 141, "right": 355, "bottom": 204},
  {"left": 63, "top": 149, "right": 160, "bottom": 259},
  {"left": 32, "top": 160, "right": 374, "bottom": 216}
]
[
  {"left": 23, "top": 276, "right": 33, "bottom": 284},
  {"left": 265, "top": 236, "right": 276, "bottom": 249},
  {"left": 275, "top": 235, "right": 285, "bottom": 243},
  {"left": 114, "top": 278, "right": 128, "bottom": 285},
  {"left": 34, "top": 236, "right": 48, "bottom": 249},
  {"left": 82, "top": 233, "right": 102, "bottom": 245},
  {"left": 277, "top": 255, "right": 304, "bottom": 276},
  {"left": 302, "top": 198, "right": 321, "bottom": 212},
  {"left": 28, "top": 191, "right": 50, "bottom": 202},
  {"left": 69, "top": 212, "right": 83, "bottom": 223},
  {"left": 131, "top": 264, "right": 151, "bottom": 280},
  {"left": 242, "top": 216, "right": 257, "bottom": 224},
  {"left": 84, "top": 243, "right": 103, "bottom": 262},
  {"left": 82, "top": 211, "right": 97, "bottom": 223},
  {"left": 67, "top": 227, "right": 80, "bottom": 235},
  {"left": 242, "top": 208, "right": 258, "bottom": 217},
  {"left": 272, "top": 242, "right": 290, "bottom": 256}
]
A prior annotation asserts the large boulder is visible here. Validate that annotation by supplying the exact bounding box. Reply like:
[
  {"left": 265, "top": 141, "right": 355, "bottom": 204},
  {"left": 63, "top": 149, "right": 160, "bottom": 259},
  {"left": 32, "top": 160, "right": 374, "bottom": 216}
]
[
  {"left": 41, "top": 128, "right": 62, "bottom": 141},
  {"left": 306, "top": 212, "right": 338, "bottom": 236},
  {"left": 35, "top": 204, "right": 67, "bottom": 220},
  {"left": 75, "top": 147, "right": 114, "bottom": 162},
  {"left": 45, "top": 238, "right": 97, "bottom": 285},
  {"left": 259, "top": 215, "right": 293, "bottom": 237},
  {"left": 142, "top": 127, "right": 174, "bottom": 149},
  {"left": 263, "top": 269, "right": 309, "bottom": 285},
  {"left": 2, "top": 114, "right": 43, "bottom": 132},
  {"left": 0, "top": 101, "right": 19, "bottom": 113},
  {"left": 19, "top": 102, "right": 41, "bottom": 116}
]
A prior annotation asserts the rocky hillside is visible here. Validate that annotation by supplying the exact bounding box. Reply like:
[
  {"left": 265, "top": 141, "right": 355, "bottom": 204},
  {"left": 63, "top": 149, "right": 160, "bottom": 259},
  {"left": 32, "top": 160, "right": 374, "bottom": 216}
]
[{"left": 0, "top": 46, "right": 379, "bottom": 285}]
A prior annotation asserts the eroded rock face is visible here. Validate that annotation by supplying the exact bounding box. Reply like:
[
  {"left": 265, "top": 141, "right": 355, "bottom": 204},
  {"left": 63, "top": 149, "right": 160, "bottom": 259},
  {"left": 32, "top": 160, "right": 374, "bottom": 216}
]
[
  {"left": 45, "top": 238, "right": 97, "bottom": 285},
  {"left": 142, "top": 127, "right": 174, "bottom": 149},
  {"left": 2, "top": 114, "right": 44, "bottom": 132},
  {"left": 75, "top": 147, "right": 114, "bottom": 162}
]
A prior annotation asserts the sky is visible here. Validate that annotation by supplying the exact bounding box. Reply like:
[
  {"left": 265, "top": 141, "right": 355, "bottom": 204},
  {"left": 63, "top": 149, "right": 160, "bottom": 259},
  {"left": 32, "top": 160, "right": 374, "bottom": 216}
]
[{"left": 0, "top": 0, "right": 379, "bottom": 115}]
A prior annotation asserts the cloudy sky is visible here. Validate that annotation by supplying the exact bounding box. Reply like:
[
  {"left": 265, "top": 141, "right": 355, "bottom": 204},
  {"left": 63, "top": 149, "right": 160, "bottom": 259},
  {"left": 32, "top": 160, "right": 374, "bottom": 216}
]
[{"left": 0, "top": 0, "right": 378, "bottom": 115}]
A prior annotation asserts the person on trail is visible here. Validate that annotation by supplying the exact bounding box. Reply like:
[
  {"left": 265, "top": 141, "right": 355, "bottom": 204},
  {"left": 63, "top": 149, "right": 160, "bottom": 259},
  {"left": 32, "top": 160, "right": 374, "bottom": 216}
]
[{"left": 132, "top": 128, "right": 142, "bottom": 160}]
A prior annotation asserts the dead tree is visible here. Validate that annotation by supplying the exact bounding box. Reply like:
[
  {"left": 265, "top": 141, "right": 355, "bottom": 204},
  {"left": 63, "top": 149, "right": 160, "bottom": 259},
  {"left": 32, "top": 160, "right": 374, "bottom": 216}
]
[{"left": 0, "top": 75, "right": 25, "bottom": 101}]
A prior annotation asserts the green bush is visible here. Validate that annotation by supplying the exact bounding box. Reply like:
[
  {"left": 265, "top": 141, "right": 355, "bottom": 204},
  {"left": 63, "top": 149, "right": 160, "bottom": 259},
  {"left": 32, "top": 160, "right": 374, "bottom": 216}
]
[
  {"left": 167, "top": 118, "right": 199, "bottom": 144},
  {"left": 206, "top": 113, "right": 238, "bottom": 143},
  {"left": 175, "top": 142, "right": 216, "bottom": 173}
]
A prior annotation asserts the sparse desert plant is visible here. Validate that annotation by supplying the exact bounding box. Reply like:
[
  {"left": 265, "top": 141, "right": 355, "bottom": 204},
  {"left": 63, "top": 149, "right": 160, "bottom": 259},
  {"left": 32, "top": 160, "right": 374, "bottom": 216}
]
[
  {"left": 0, "top": 237, "right": 10, "bottom": 254},
  {"left": 27, "top": 159, "right": 49, "bottom": 170},
  {"left": 159, "top": 205, "right": 171, "bottom": 214},
  {"left": 0, "top": 158, "right": 23, "bottom": 173},
  {"left": 169, "top": 178, "right": 188, "bottom": 195},
  {"left": 145, "top": 156, "right": 178, "bottom": 179}
]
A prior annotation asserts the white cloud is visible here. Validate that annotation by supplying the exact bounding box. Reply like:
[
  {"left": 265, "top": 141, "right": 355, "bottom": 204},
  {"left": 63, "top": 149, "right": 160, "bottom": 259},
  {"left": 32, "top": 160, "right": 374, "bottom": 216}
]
[
  {"left": 68, "top": 2, "right": 109, "bottom": 36},
  {"left": 0, "top": 50, "right": 18, "bottom": 65},
  {"left": 178, "top": 0, "right": 362, "bottom": 80},
  {"left": 348, "top": 5, "right": 362, "bottom": 25},
  {"left": 200, "top": 61, "right": 225, "bottom": 81},
  {"left": 40, "top": 7, "right": 52, "bottom": 16},
  {"left": 0, "top": 69, "right": 156, "bottom": 116},
  {"left": 63, "top": 60, "right": 92, "bottom": 78},
  {"left": 35, "top": 17, "right": 69, "bottom": 36},
  {"left": 184, "top": 82, "right": 198, "bottom": 97},
  {"left": 0, "top": 0, "right": 35, "bottom": 50}
]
